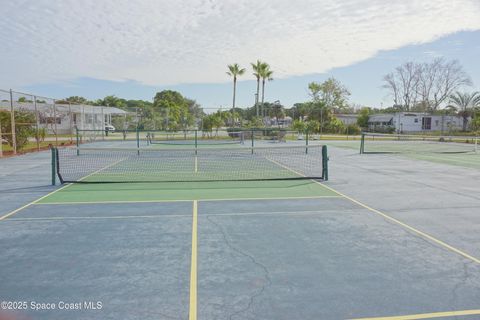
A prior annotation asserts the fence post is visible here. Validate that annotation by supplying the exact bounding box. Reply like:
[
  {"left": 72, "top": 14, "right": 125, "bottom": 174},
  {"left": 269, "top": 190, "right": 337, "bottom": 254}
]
[
  {"left": 34, "top": 96, "right": 41, "bottom": 151},
  {"left": 53, "top": 99, "right": 58, "bottom": 147},
  {"left": 101, "top": 106, "right": 105, "bottom": 140},
  {"left": 9, "top": 89, "right": 16, "bottom": 155},
  {"left": 0, "top": 116, "right": 3, "bottom": 157},
  {"left": 68, "top": 102, "right": 73, "bottom": 144},
  {"left": 51, "top": 147, "right": 57, "bottom": 185}
]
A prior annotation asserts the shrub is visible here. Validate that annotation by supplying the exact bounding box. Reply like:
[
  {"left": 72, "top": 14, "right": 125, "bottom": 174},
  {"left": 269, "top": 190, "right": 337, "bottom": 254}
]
[
  {"left": 0, "top": 110, "right": 36, "bottom": 150},
  {"left": 344, "top": 124, "right": 361, "bottom": 135}
]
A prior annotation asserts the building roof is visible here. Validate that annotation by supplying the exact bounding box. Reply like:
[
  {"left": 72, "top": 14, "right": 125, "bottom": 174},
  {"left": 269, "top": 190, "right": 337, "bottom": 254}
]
[
  {"left": 368, "top": 114, "right": 394, "bottom": 122},
  {"left": 0, "top": 102, "right": 127, "bottom": 115},
  {"left": 335, "top": 114, "right": 358, "bottom": 119}
]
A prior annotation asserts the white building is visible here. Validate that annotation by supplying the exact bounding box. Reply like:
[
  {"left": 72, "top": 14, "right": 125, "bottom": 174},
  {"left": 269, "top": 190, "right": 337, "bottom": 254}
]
[
  {"left": 368, "top": 112, "right": 466, "bottom": 133},
  {"left": 0, "top": 101, "right": 127, "bottom": 134},
  {"left": 336, "top": 114, "right": 359, "bottom": 126}
]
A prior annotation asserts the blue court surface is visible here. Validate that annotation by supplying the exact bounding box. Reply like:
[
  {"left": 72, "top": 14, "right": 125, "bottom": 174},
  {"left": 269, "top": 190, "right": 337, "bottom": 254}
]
[{"left": 1, "top": 144, "right": 480, "bottom": 320}]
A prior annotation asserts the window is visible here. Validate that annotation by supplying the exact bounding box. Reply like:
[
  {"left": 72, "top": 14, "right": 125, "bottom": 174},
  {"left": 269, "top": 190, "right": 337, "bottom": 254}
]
[
  {"left": 39, "top": 116, "right": 61, "bottom": 124},
  {"left": 435, "top": 120, "right": 439, "bottom": 126},
  {"left": 414, "top": 118, "right": 418, "bottom": 123},
  {"left": 422, "top": 117, "right": 432, "bottom": 130}
]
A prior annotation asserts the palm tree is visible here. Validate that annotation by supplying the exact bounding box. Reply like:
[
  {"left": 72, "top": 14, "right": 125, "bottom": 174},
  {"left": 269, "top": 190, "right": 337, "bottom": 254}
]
[
  {"left": 449, "top": 91, "right": 480, "bottom": 131},
  {"left": 259, "top": 62, "right": 273, "bottom": 118},
  {"left": 251, "top": 60, "right": 263, "bottom": 117},
  {"left": 226, "top": 63, "right": 246, "bottom": 127}
]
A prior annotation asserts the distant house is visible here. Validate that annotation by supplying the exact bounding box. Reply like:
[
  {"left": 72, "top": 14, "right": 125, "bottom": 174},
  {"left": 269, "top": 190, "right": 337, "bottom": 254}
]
[
  {"left": 368, "top": 114, "right": 394, "bottom": 132},
  {"left": 0, "top": 101, "right": 127, "bottom": 134},
  {"left": 335, "top": 114, "right": 359, "bottom": 126},
  {"left": 266, "top": 116, "right": 292, "bottom": 127},
  {"left": 367, "top": 112, "right": 466, "bottom": 133}
]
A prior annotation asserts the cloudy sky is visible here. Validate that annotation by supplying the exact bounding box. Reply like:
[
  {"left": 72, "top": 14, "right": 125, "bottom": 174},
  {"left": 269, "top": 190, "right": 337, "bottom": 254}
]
[{"left": 1, "top": 0, "right": 480, "bottom": 109}]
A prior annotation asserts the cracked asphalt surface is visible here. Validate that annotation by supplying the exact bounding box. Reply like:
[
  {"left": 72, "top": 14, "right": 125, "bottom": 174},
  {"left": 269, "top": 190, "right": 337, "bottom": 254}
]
[{"left": 1, "top": 144, "right": 480, "bottom": 319}]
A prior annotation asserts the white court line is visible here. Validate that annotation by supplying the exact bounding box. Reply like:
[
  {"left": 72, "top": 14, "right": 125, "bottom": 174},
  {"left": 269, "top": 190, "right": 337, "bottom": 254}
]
[
  {"left": 0, "top": 183, "right": 73, "bottom": 221},
  {"left": 1, "top": 155, "right": 128, "bottom": 220}
]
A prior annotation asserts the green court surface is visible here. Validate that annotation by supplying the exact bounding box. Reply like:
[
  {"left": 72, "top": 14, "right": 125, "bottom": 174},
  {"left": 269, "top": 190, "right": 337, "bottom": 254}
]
[
  {"left": 324, "top": 140, "right": 480, "bottom": 170},
  {"left": 38, "top": 179, "right": 338, "bottom": 203}
]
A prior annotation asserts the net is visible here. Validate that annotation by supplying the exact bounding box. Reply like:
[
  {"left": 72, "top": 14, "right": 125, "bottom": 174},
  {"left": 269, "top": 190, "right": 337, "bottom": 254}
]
[
  {"left": 147, "top": 130, "right": 244, "bottom": 145},
  {"left": 76, "top": 129, "right": 137, "bottom": 144},
  {"left": 54, "top": 145, "right": 328, "bottom": 183},
  {"left": 360, "top": 133, "right": 479, "bottom": 154}
]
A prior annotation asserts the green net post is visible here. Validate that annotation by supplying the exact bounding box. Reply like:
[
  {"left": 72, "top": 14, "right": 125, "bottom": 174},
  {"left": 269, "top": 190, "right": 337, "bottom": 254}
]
[
  {"left": 251, "top": 129, "right": 254, "bottom": 154},
  {"left": 51, "top": 147, "right": 57, "bottom": 185},
  {"left": 322, "top": 145, "right": 328, "bottom": 181},
  {"left": 136, "top": 128, "right": 140, "bottom": 155},
  {"left": 195, "top": 130, "right": 198, "bottom": 155},
  {"left": 75, "top": 127, "right": 80, "bottom": 156},
  {"left": 305, "top": 130, "right": 309, "bottom": 154},
  {"left": 360, "top": 133, "right": 365, "bottom": 154}
]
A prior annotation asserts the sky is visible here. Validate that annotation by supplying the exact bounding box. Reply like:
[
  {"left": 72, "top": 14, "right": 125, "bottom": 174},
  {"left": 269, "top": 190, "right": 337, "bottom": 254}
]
[{"left": 1, "top": 0, "right": 479, "bottom": 110}]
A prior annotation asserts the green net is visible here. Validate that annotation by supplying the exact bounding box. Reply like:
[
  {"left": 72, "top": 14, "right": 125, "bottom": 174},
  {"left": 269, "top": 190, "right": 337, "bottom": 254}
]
[
  {"left": 360, "top": 133, "right": 479, "bottom": 154},
  {"left": 146, "top": 130, "right": 245, "bottom": 145},
  {"left": 54, "top": 145, "right": 328, "bottom": 183}
]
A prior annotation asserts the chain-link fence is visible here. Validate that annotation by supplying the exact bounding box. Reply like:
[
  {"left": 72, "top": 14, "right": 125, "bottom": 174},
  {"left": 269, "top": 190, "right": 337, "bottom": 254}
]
[{"left": 0, "top": 89, "right": 128, "bottom": 157}]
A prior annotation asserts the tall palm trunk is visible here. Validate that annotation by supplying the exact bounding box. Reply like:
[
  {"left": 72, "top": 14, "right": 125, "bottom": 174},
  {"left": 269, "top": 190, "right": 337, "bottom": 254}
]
[
  {"left": 232, "top": 77, "right": 237, "bottom": 108},
  {"left": 256, "top": 78, "right": 260, "bottom": 117},
  {"left": 232, "top": 76, "right": 236, "bottom": 126},
  {"left": 261, "top": 78, "right": 266, "bottom": 117},
  {"left": 462, "top": 110, "right": 468, "bottom": 131}
]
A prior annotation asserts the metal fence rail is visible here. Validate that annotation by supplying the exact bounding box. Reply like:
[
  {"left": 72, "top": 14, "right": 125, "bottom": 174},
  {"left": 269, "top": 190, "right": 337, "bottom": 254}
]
[{"left": 0, "top": 88, "right": 127, "bottom": 156}]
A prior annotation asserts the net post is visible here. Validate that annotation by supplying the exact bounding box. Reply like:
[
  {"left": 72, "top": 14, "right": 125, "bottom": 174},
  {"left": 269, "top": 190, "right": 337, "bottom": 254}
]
[
  {"left": 251, "top": 129, "right": 254, "bottom": 154},
  {"left": 195, "top": 130, "right": 198, "bottom": 155},
  {"left": 76, "top": 127, "right": 80, "bottom": 156},
  {"left": 360, "top": 133, "right": 365, "bottom": 154},
  {"left": 322, "top": 145, "right": 328, "bottom": 181},
  {"left": 305, "top": 130, "right": 309, "bottom": 154},
  {"left": 51, "top": 147, "right": 57, "bottom": 185},
  {"left": 136, "top": 128, "right": 140, "bottom": 155}
]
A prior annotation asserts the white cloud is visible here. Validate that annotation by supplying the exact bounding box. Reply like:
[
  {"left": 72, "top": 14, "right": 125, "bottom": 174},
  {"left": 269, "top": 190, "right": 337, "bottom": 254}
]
[{"left": 1, "top": 0, "right": 479, "bottom": 88}]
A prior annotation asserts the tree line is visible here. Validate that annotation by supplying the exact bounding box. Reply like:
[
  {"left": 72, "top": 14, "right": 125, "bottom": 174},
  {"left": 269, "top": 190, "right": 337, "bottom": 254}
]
[{"left": 382, "top": 57, "right": 480, "bottom": 131}]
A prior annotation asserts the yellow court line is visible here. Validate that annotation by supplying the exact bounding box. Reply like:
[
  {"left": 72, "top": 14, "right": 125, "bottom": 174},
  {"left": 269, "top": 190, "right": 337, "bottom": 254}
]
[
  {"left": 319, "top": 182, "right": 480, "bottom": 265},
  {"left": 189, "top": 200, "right": 198, "bottom": 320},
  {"left": 34, "top": 195, "right": 342, "bottom": 206},
  {"left": 349, "top": 309, "right": 480, "bottom": 320},
  {"left": 0, "top": 183, "right": 73, "bottom": 221}
]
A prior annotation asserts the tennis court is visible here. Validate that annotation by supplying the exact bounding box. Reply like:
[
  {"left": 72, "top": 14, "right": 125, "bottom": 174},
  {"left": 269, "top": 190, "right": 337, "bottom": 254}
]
[{"left": 1, "top": 136, "right": 480, "bottom": 320}]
